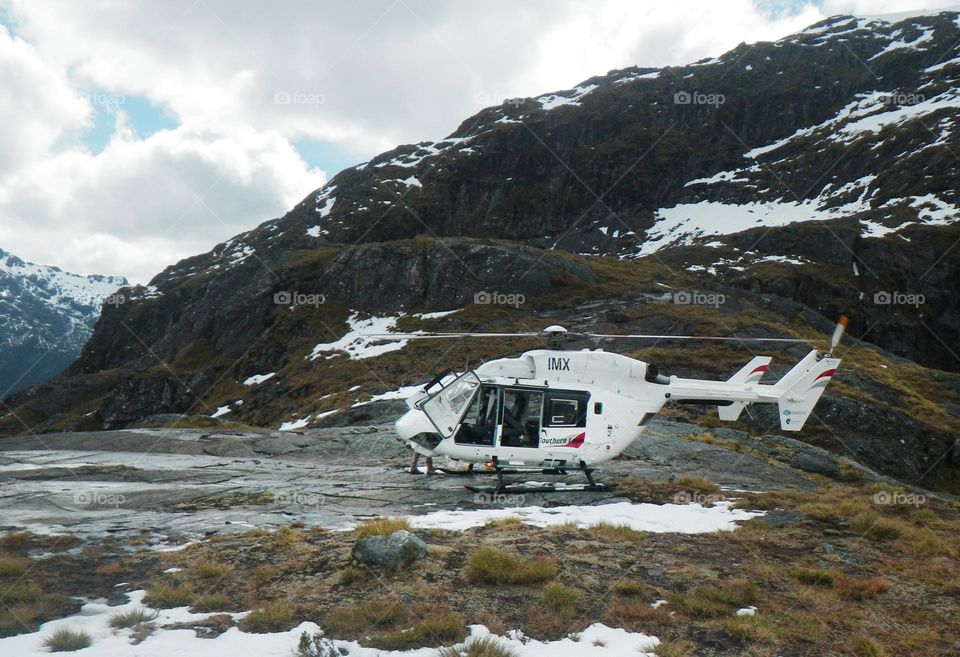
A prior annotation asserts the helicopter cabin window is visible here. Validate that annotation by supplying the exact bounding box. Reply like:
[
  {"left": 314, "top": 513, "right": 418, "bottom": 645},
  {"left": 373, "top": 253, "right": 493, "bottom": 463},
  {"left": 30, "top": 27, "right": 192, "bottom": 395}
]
[
  {"left": 499, "top": 388, "right": 543, "bottom": 448},
  {"left": 454, "top": 385, "right": 500, "bottom": 445},
  {"left": 543, "top": 391, "right": 589, "bottom": 428}
]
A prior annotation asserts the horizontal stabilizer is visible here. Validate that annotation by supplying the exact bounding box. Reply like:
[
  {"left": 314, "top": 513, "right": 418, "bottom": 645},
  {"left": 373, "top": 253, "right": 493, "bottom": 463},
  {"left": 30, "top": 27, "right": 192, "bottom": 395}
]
[{"left": 717, "top": 356, "right": 771, "bottom": 421}]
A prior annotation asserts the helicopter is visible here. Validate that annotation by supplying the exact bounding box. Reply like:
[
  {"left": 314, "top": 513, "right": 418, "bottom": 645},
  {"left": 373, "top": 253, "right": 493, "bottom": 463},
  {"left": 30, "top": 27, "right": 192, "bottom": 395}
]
[{"left": 375, "top": 318, "right": 847, "bottom": 492}]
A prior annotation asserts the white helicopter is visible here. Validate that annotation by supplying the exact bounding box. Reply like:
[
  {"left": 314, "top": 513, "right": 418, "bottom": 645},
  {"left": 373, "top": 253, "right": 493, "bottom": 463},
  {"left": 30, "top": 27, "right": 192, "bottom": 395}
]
[{"left": 378, "top": 318, "right": 847, "bottom": 492}]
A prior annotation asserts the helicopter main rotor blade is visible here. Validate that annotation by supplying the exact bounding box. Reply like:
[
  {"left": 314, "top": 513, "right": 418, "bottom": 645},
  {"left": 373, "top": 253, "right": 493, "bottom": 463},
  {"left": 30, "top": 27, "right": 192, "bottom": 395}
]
[
  {"left": 588, "top": 333, "right": 817, "bottom": 343},
  {"left": 357, "top": 332, "right": 540, "bottom": 339}
]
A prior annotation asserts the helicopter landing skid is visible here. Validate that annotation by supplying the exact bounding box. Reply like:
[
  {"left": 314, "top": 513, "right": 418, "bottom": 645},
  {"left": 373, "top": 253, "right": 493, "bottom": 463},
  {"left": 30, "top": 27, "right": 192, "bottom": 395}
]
[{"left": 464, "top": 462, "right": 610, "bottom": 494}]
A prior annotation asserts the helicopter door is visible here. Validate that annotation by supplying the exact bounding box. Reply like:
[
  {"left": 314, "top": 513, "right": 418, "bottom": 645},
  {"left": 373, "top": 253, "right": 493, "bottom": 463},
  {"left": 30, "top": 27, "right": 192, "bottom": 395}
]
[
  {"left": 539, "top": 391, "right": 589, "bottom": 449},
  {"left": 418, "top": 371, "right": 482, "bottom": 438},
  {"left": 455, "top": 385, "right": 500, "bottom": 446},
  {"left": 498, "top": 388, "right": 543, "bottom": 448}
]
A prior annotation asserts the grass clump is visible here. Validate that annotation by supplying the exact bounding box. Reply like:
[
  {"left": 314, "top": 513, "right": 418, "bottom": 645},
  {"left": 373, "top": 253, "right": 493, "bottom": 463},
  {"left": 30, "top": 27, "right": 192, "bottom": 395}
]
[
  {"left": 667, "top": 580, "right": 758, "bottom": 618},
  {"left": 190, "top": 593, "right": 233, "bottom": 613},
  {"left": 143, "top": 583, "right": 193, "bottom": 608},
  {"left": 791, "top": 567, "right": 838, "bottom": 587},
  {"left": 836, "top": 577, "right": 891, "bottom": 600},
  {"left": 439, "top": 635, "right": 519, "bottom": 657},
  {"left": 718, "top": 615, "right": 778, "bottom": 643},
  {"left": 849, "top": 635, "right": 888, "bottom": 657},
  {"left": 192, "top": 559, "right": 229, "bottom": 579},
  {"left": 587, "top": 522, "right": 645, "bottom": 543},
  {"left": 367, "top": 611, "right": 465, "bottom": 650},
  {"left": 0, "top": 555, "right": 30, "bottom": 577},
  {"left": 675, "top": 475, "right": 720, "bottom": 495},
  {"left": 42, "top": 628, "right": 91, "bottom": 652},
  {"left": 355, "top": 517, "right": 411, "bottom": 539},
  {"left": 108, "top": 607, "right": 157, "bottom": 628},
  {"left": 541, "top": 583, "right": 581, "bottom": 619},
  {"left": 653, "top": 638, "right": 695, "bottom": 657},
  {"left": 325, "top": 599, "right": 405, "bottom": 635},
  {"left": 333, "top": 566, "right": 369, "bottom": 586},
  {"left": 484, "top": 517, "right": 523, "bottom": 529},
  {"left": 850, "top": 513, "right": 904, "bottom": 541},
  {"left": 610, "top": 580, "right": 654, "bottom": 598},
  {"left": 465, "top": 547, "right": 557, "bottom": 585},
  {"left": 238, "top": 601, "right": 295, "bottom": 633},
  {"left": 604, "top": 599, "right": 673, "bottom": 630}
]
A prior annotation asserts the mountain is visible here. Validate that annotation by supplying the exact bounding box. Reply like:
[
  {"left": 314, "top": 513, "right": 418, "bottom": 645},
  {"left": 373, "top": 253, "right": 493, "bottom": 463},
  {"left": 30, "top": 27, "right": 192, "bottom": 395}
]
[
  {"left": 2, "top": 11, "right": 958, "bottom": 492},
  {"left": 0, "top": 249, "right": 127, "bottom": 398}
]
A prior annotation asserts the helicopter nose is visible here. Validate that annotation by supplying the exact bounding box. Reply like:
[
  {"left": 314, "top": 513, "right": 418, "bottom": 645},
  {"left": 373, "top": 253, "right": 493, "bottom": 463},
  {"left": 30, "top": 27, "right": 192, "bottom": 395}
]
[{"left": 395, "top": 408, "right": 435, "bottom": 440}]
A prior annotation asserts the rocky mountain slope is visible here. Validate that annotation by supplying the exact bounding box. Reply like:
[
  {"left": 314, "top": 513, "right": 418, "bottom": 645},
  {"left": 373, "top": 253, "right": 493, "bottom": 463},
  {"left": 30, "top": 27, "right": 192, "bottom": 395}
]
[
  {"left": 0, "top": 249, "right": 126, "bottom": 398},
  {"left": 2, "top": 11, "right": 958, "bottom": 492}
]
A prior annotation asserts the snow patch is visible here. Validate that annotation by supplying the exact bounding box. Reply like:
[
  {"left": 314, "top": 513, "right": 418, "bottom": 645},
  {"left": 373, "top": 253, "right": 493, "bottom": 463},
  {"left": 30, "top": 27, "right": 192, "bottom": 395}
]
[
  {"left": 407, "top": 500, "right": 763, "bottom": 534},
  {"left": 243, "top": 372, "right": 276, "bottom": 386}
]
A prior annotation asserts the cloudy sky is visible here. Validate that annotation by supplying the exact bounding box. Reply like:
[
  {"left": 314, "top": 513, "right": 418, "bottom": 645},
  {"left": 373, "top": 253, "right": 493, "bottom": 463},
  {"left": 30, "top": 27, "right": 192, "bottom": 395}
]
[{"left": 1, "top": 0, "right": 956, "bottom": 284}]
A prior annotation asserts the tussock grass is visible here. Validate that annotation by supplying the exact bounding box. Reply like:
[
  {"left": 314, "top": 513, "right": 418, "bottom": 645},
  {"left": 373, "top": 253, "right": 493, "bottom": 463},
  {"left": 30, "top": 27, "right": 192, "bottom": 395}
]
[
  {"left": 484, "top": 517, "right": 523, "bottom": 529},
  {"left": 333, "top": 565, "right": 368, "bottom": 586},
  {"left": 355, "top": 517, "right": 411, "bottom": 539},
  {"left": 604, "top": 598, "right": 673, "bottom": 630},
  {"left": 718, "top": 615, "right": 778, "bottom": 643},
  {"left": 465, "top": 547, "right": 557, "bottom": 585},
  {"left": 541, "top": 583, "right": 581, "bottom": 619},
  {"left": 108, "top": 607, "right": 157, "bottom": 628},
  {"left": 836, "top": 577, "right": 891, "bottom": 601},
  {"left": 610, "top": 580, "right": 654, "bottom": 598},
  {"left": 667, "top": 580, "right": 758, "bottom": 618},
  {"left": 192, "top": 559, "right": 229, "bottom": 579},
  {"left": 653, "top": 638, "right": 695, "bottom": 657},
  {"left": 143, "top": 583, "right": 193, "bottom": 608},
  {"left": 849, "top": 635, "right": 888, "bottom": 657},
  {"left": 189, "top": 594, "right": 233, "bottom": 613},
  {"left": 0, "top": 555, "right": 30, "bottom": 577},
  {"left": 439, "top": 635, "right": 519, "bottom": 657},
  {"left": 43, "top": 628, "right": 91, "bottom": 652},
  {"left": 586, "top": 522, "right": 645, "bottom": 542},
  {"left": 366, "top": 611, "right": 465, "bottom": 650},
  {"left": 325, "top": 599, "right": 405, "bottom": 634},
  {"left": 238, "top": 601, "right": 295, "bottom": 633}
]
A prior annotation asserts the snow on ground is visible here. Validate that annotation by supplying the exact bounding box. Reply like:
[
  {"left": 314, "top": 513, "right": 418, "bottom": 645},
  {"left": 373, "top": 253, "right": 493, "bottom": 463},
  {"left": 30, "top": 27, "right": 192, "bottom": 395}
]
[
  {"left": 308, "top": 309, "right": 460, "bottom": 361},
  {"left": 537, "top": 84, "right": 597, "bottom": 110},
  {"left": 243, "top": 372, "right": 276, "bottom": 385},
  {"left": 0, "top": 589, "right": 660, "bottom": 657},
  {"left": 352, "top": 384, "right": 424, "bottom": 407},
  {"left": 278, "top": 417, "right": 309, "bottom": 432},
  {"left": 406, "top": 500, "right": 764, "bottom": 534},
  {"left": 209, "top": 405, "right": 232, "bottom": 419}
]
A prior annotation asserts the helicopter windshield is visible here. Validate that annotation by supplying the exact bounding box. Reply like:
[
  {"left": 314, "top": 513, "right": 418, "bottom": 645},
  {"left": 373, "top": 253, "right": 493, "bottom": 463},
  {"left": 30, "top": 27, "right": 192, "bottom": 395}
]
[{"left": 418, "top": 371, "right": 482, "bottom": 438}]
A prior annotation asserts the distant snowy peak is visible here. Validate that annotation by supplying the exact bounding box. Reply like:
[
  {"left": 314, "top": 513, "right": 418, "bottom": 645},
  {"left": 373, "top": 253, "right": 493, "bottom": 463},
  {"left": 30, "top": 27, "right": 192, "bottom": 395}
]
[
  {"left": 0, "top": 248, "right": 128, "bottom": 395},
  {"left": 0, "top": 249, "right": 127, "bottom": 320}
]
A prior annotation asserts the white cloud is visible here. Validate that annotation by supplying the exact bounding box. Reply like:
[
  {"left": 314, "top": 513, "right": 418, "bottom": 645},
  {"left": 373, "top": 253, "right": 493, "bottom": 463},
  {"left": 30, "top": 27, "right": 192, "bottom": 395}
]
[{"left": 0, "top": 0, "right": 953, "bottom": 282}]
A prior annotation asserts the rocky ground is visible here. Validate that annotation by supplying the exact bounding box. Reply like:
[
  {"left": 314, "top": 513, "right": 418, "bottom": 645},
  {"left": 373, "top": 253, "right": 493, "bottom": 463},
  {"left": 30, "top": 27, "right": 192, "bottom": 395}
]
[{"left": 1, "top": 409, "right": 958, "bottom": 656}]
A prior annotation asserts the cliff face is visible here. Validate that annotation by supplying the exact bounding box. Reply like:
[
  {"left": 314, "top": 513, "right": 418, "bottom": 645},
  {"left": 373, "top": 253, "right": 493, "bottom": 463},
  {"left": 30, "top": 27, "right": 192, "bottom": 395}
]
[{"left": 2, "top": 12, "right": 958, "bottom": 491}]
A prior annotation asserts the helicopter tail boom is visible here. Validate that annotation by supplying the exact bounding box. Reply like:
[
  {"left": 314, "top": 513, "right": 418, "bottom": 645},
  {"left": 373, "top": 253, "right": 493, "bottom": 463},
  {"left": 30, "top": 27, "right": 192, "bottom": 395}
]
[{"left": 668, "top": 350, "right": 840, "bottom": 431}]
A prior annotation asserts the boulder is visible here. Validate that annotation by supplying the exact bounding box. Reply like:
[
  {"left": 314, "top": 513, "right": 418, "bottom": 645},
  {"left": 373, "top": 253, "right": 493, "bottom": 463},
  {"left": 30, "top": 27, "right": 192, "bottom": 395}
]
[
  {"left": 351, "top": 530, "right": 428, "bottom": 569},
  {"left": 791, "top": 447, "right": 840, "bottom": 476}
]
